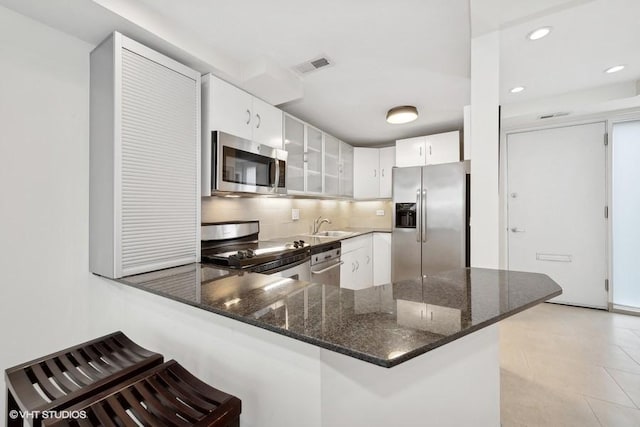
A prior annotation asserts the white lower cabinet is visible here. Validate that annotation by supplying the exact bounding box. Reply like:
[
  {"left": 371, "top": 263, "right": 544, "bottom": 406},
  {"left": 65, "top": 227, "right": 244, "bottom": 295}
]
[
  {"left": 373, "top": 232, "right": 391, "bottom": 285},
  {"left": 340, "top": 233, "right": 391, "bottom": 289},
  {"left": 340, "top": 234, "right": 372, "bottom": 290}
]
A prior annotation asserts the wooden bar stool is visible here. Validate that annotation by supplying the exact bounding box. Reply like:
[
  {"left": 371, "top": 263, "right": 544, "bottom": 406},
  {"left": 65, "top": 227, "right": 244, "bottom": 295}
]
[
  {"left": 46, "top": 360, "right": 242, "bottom": 427},
  {"left": 5, "top": 331, "right": 163, "bottom": 427}
]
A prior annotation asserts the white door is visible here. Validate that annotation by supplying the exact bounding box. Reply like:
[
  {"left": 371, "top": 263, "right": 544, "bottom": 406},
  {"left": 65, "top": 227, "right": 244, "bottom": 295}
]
[{"left": 507, "top": 122, "right": 607, "bottom": 308}]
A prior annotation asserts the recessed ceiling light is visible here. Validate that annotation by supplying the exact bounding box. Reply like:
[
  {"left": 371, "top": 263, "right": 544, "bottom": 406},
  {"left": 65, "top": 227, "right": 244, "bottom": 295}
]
[
  {"left": 510, "top": 86, "right": 525, "bottom": 94},
  {"left": 386, "top": 106, "right": 418, "bottom": 124},
  {"left": 527, "top": 26, "right": 552, "bottom": 40},
  {"left": 605, "top": 65, "right": 625, "bottom": 74}
]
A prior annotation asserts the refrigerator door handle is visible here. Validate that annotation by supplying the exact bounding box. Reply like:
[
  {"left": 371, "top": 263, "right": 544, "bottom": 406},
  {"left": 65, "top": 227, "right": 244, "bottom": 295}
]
[
  {"left": 416, "top": 189, "right": 421, "bottom": 242},
  {"left": 422, "top": 189, "right": 427, "bottom": 242}
]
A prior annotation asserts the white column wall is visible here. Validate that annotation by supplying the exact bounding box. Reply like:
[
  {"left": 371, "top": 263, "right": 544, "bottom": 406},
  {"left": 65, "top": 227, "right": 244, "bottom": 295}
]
[
  {"left": 0, "top": 5, "right": 102, "bottom": 417},
  {"left": 470, "top": 31, "right": 501, "bottom": 268}
]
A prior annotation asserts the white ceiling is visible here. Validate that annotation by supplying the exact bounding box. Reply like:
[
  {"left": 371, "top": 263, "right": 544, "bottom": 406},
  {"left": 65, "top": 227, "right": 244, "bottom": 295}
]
[
  {"left": 111, "top": 0, "right": 472, "bottom": 146},
  {"left": 499, "top": 0, "right": 640, "bottom": 106},
  {"left": 1, "top": 0, "right": 638, "bottom": 145}
]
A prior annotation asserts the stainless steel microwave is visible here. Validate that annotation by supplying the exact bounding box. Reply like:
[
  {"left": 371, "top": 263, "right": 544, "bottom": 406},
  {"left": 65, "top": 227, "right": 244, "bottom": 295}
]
[{"left": 202, "top": 131, "right": 287, "bottom": 196}]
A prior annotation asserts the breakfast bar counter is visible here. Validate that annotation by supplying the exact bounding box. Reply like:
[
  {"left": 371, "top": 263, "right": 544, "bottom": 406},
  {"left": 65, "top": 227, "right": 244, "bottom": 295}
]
[
  {"left": 119, "top": 266, "right": 561, "bottom": 367},
  {"left": 110, "top": 266, "right": 561, "bottom": 427}
]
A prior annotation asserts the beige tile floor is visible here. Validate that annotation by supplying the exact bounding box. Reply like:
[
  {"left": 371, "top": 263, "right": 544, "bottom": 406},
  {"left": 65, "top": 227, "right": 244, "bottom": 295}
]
[{"left": 500, "top": 303, "right": 640, "bottom": 427}]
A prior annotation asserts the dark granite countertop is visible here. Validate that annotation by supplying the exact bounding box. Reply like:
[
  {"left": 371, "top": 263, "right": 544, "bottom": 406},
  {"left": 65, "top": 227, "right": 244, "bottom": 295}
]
[{"left": 116, "top": 265, "right": 561, "bottom": 368}]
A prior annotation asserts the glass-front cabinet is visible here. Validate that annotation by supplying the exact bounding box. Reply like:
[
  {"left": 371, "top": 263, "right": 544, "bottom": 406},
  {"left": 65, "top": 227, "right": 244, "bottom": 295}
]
[
  {"left": 284, "top": 115, "right": 305, "bottom": 192},
  {"left": 324, "top": 134, "right": 340, "bottom": 195},
  {"left": 306, "top": 126, "right": 323, "bottom": 194},
  {"left": 283, "top": 113, "right": 353, "bottom": 197},
  {"left": 339, "top": 142, "right": 354, "bottom": 197}
]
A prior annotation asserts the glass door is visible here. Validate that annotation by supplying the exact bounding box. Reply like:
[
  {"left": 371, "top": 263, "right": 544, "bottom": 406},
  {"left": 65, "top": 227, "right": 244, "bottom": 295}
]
[{"left": 612, "top": 120, "right": 640, "bottom": 312}]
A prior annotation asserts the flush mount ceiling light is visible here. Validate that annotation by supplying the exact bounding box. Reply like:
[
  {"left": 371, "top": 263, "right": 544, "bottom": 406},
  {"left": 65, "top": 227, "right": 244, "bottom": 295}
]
[
  {"left": 386, "top": 106, "right": 418, "bottom": 124},
  {"left": 527, "top": 26, "right": 552, "bottom": 40},
  {"left": 605, "top": 65, "right": 625, "bottom": 74},
  {"left": 510, "top": 86, "right": 525, "bottom": 93}
]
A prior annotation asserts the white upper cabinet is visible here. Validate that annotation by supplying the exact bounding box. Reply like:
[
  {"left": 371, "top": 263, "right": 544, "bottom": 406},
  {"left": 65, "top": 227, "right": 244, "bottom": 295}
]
[
  {"left": 90, "top": 32, "right": 200, "bottom": 279},
  {"left": 207, "top": 74, "right": 253, "bottom": 140},
  {"left": 379, "top": 146, "right": 395, "bottom": 198},
  {"left": 395, "top": 136, "right": 427, "bottom": 167},
  {"left": 203, "top": 74, "right": 282, "bottom": 148},
  {"left": 427, "top": 131, "right": 461, "bottom": 165},
  {"left": 353, "top": 146, "right": 395, "bottom": 199},
  {"left": 353, "top": 147, "right": 380, "bottom": 199},
  {"left": 396, "top": 131, "right": 460, "bottom": 167},
  {"left": 252, "top": 96, "right": 284, "bottom": 148}
]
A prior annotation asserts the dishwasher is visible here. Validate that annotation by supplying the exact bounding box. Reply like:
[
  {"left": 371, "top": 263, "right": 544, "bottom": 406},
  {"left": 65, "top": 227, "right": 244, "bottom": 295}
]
[{"left": 310, "top": 242, "right": 342, "bottom": 286}]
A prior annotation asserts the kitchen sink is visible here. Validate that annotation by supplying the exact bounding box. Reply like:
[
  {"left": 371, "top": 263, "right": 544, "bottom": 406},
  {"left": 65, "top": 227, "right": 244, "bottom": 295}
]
[{"left": 305, "top": 230, "right": 356, "bottom": 238}]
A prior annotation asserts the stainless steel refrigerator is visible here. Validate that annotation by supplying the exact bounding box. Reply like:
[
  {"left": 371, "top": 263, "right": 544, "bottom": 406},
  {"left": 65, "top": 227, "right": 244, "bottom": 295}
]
[{"left": 392, "top": 162, "right": 470, "bottom": 282}]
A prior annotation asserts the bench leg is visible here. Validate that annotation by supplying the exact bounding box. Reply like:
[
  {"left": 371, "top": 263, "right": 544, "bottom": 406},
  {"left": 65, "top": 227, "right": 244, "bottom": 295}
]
[{"left": 7, "top": 389, "right": 22, "bottom": 427}]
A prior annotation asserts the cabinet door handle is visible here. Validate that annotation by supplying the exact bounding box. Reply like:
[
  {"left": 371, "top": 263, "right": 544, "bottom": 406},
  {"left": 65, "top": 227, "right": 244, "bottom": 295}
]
[
  {"left": 419, "top": 146, "right": 422, "bottom": 156},
  {"left": 366, "top": 255, "right": 370, "bottom": 264},
  {"left": 373, "top": 169, "right": 377, "bottom": 177},
  {"left": 429, "top": 145, "right": 432, "bottom": 155},
  {"left": 352, "top": 262, "right": 356, "bottom": 272},
  {"left": 255, "top": 113, "right": 261, "bottom": 128},
  {"left": 381, "top": 169, "right": 384, "bottom": 177},
  {"left": 246, "top": 109, "right": 251, "bottom": 125},
  {"left": 356, "top": 260, "right": 360, "bottom": 271}
]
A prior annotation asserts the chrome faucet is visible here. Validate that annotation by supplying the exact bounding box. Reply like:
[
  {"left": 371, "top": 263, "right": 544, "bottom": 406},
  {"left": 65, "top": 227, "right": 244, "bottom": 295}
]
[{"left": 313, "top": 216, "right": 331, "bottom": 234}]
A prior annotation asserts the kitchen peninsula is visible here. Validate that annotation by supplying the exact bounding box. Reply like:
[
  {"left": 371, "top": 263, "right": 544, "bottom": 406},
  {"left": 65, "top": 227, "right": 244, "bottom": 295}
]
[{"left": 112, "top": 265, "right": 561, "bottom": 427}]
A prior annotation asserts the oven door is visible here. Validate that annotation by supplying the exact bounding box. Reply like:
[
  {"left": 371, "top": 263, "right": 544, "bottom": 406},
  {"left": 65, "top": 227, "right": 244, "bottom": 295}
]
[
  {"left": 310, "top": 259, "right": 342, "bottom": 287},
  {"left": 213, "top": 131, "right": 287, "bottom": 195},
  {"left": 266, "top": 258, "right": 310, "bottom": 282}
]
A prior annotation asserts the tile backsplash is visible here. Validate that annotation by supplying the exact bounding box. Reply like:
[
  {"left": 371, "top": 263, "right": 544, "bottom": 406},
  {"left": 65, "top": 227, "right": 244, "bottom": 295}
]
[{"left": 201, "top": 197, "right": 392, "bottom": 239}]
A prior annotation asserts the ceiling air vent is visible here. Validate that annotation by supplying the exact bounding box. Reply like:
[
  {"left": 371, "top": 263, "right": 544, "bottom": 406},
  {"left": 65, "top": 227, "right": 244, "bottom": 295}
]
[
  {"left": 538, "top": 112, "right": 570, "bottom": 120},
  {"left": 293, "top": 55, "right": 334, "bottom": 75}
]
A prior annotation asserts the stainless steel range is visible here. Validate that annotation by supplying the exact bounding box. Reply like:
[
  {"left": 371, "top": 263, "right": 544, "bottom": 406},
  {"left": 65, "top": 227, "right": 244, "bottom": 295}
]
[{"left": 201, "top": 221, "right": 311, "bottom": 281}]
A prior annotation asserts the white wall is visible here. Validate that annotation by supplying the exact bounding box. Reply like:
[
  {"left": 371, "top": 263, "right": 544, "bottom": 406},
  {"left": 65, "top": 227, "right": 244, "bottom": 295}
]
[
  {"left": 469, "top": 30, "right": 500, "bottom": 268},
  {"left": 0, "top": 7, "right": 394, "bottom": 422},
  {"left": 0, "top": 4, "right": 105, "bottom": 416}
]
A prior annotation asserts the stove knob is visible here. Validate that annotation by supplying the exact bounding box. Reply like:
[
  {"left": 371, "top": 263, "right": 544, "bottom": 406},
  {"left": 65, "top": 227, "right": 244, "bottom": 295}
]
[
  {"left": 246, "top": 249, "right": 255, "bottom": 258},
  {"left": 236, "top": 250, "right": 246, "bottom": 259},
  {"left": 293, "top": 241, "right": 300, "bottom": 248},
  {"left": 298, "top": 240, "right": 305, "bottom": 245}
]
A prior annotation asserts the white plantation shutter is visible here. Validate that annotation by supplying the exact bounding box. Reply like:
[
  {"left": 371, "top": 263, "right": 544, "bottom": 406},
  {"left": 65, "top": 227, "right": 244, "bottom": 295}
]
[{"left": 119, "top": 48, "right": 198, "bottom": 275}]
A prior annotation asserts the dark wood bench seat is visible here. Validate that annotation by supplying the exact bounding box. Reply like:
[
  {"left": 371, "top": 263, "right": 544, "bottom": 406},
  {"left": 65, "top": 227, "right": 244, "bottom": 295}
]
[
  {"left": 6, "top": 332, "right": 163, "bottom": 426},
  {"left": 5, "top": 331, "right": 241, "bottom": 427},
  {"left": 45, "top": 360, "right": 241, "bottom": 427}
]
